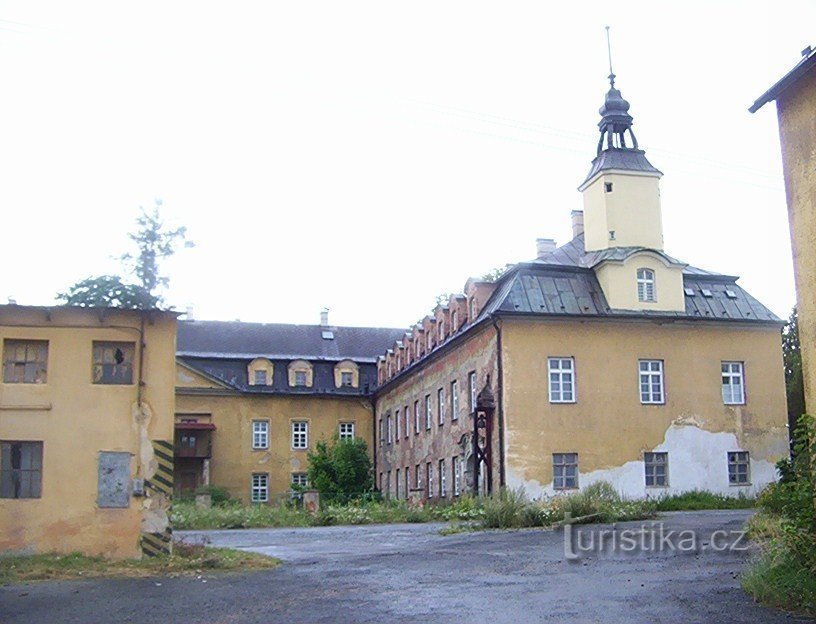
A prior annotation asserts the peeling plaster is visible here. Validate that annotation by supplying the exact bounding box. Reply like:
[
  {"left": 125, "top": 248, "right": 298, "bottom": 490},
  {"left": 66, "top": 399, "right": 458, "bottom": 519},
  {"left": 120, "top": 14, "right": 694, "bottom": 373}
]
[
  {"left": 508, "top": 423, "right": 780, "bottom": 500},
  {"left": 132, "top": 401, "right": 171, "bottom": 538}
]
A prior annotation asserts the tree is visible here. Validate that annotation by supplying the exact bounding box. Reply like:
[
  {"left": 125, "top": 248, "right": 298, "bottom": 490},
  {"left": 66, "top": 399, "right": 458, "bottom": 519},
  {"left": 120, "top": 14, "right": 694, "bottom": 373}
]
[
  {"left": 481, "top": 264, "right": 512, "bottom": 282},
  {"left": 783, "top": 307, "right": 806, "bottom": 441},
  {"left": 57, "top": 200, "right": 192, "bottom": 309},
  {"left": 307, "top": 437, "right": 373, "bottom": 503}
]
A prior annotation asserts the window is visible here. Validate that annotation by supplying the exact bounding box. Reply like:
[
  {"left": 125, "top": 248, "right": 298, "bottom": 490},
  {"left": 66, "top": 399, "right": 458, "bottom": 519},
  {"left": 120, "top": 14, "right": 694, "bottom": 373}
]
[
  {"left": 728, "top": 451, "right": 750, "bottom": 485},
  {"left": 339, "top": 422, "right": 355, "bottom": 441},
  {"left": 438, "top": 320, "right": 445, "bottom": 342},
  {"left": 294, "top": 370, "right": 307, "bottom": 387},
  {"left": 415, "top": 463, "right": 421, "bottom": 489},
  {"left": 341, "top": 371, "right": 353, "bottom": 387},
  {"left": 3, "top": 340, "right": 48, "bottom": 384},
  {"left": 254, "top": 369, "right": 268, "bottom": 385},
  {"left": 405, "top": 467, "right": 410, "bottom": 496},
  {"left": 639, "top": 360, "right": 665, "bottom": 404},
  {"left": 468, "top": 372, "right": 477, "bottom": 412},
  {"left": 644, "top": 452, "right": 668, "bottom": 487},
  {"left": 292, "top": 421, "right": 308, "bottom": 449},
  {"left": 427, "top": 332, "right": 433, "bottom": 351},
  {"left": 470, "top": 298, "right": 478, "bottom": 321},
  {"left": 0, "top": 441, "right": 43, "bottom": 498},
  {"left": 451, "top": 310, "right": 458, "bottom": 332},
  {"left": 387, "top": 470, "right": 391, "bottom": 497},
  {"left": 637, "top": 268, "right": 656, "bottom": 302},
  {"left": 414, "top": 400, "right": 420, "bottom": 434},
  {"left": 548, "top": 357, "right": 576, "bottom": 403},
  {"left": 92, "top": 341, "right": 135, "bottom": 384},
  {"left": 427, "top": 462, "right": 434, "bottom": 498},
  {"left": 452, "top": 456, "right": 461, "bottom": 496},
  {"left": 604, "top": 182, "right": 613, "bottom": 192},
  {"left": 251, "top": 473, "right": 268, "bottom": 503},
  {"left": 553, "top": 453, "right": 578, "bottom": 490},
  {"left": 379, "top": 417, "right": 384, "bottom": 445},
  {"left": 291, "top": 472, "right": 309, "bottom": 488},
  {"left": 722, "top": 362, "right": 745, "bottom": 405},
  {"left": 439, "top": 459, "right": 447, "bottom": 497},
  {"left": 396, "top": 468, "right": 401, "bottom": 499},
  {"left": 404, "top": 406, "right": 410, "bottom": 439},
  {"left": 252, "top": 420, "right": 269, "bottom": 449},
  {"left": 387, "top": 414, "right": 393, "bottom": 444},
  {"left": 425, "top": 395, "right": 432, "bottom": 430},
  {"left": 395, "top": 409, "right": 400, "bottom": 442},
  {"left": 437, "top": 387, "right": 445, "bottom": 425},
  {"left": 451, "top": 380, "right": 459, "bottom": 420}
]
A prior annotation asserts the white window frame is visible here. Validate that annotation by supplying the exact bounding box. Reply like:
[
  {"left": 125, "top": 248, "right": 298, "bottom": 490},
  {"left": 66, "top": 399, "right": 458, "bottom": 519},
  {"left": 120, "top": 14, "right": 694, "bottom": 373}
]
[
  {"left": 252, "top": 420, "right": 269, "bottom": 450},
  {"left": 415, "top": 463, "right": 421, "bottom": 489},
  {"left": 437, "top": 387, "right": 445, "bottom": 425},
  {"left": 468, "top": 371, "right": 477, "bottom": 413},
  {"left": 439, "top": 459, "right": 447, "bottom": 497},
  {"left": 451, "top": 380, "right": 459, "bottom": 420},
  {"left": 639, "top": 359, "right": 665, "bottom": 404},
  {"left": 251, "top": 473, "right": 269, "bottom": 503},
  {"left": 291, "top": 472, "right": 309, "bottom": 488},
  {"left": 722, "top": 362, "right": 745, "bottom": 405},
  {"left": 425, "top": 394, "right": 432, "bottom": 430},
  {"left": 644, "top": 452, "right": 668, "bottom": 487},
  {"left": 548, "top": 357, "right": 576, "bottom": 403},
  {"left": 637, "top": 268, "right": 656, "bottom": 302},
  {"left": 553, "top": 453, "right": 578, "bottom": 490},
  {"left": 728, "top": 451, "right": 751, "bottom": 485},
  {"left": 452, "top": 456, "right": 461, "bottom": 496},
  {"left": 427, "top": 462, "right": 434, "bottom": 498},
  {"left": 339, "top": 422, "right": 355, "bottom": 441},
  {"left": 292, "top": 421, "right": 308, "bottom": 450}
]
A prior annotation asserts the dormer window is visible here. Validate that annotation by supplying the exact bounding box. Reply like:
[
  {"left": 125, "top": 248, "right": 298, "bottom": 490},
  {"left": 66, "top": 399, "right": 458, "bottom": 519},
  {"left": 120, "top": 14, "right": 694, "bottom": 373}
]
[
  {"left": 341, "top": 371, "right": 353, "bottom": 387},
  {"left": 470, "top": 298, "right": 478, "bottom": 321},
  {"left": 294, "top": 371, "right": 307, "bottom": 387},
  {"left": 248, "top": 358, "right": 274, "bottom": 386},
  {"left": 637, "top": 268, "right": 656, "bottom": 302},
  {"left": 254, "top": 370, "right": 267, "bottom": 385},
  {"left": 438, "top": 320, "right": 445, "bottom": 342},
  {"left": 451, "top": 310, "right": 458, "bottom": 332},
  {"left": 288, "top": 360, "right": 313, "bottom": 388},
  {"left": 427, "top": 332, "right": 433, "bottom": 351}
]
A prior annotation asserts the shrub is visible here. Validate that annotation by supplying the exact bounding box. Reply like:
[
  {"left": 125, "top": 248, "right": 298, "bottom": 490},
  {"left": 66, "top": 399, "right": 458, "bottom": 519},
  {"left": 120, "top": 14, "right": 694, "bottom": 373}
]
[{"left": 194, "top": 485, "right": 232, "bottom": 506}]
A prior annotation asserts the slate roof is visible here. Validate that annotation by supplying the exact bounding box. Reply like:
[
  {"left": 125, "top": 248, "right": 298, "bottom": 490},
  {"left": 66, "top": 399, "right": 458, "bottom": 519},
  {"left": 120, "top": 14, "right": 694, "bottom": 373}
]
[
  {"left": 177, "top": 321, "right": 405, "bottom": 363},
  {"left": 478, "top": 235, "right": 780, "bottom": 323},
  {"left": 750, "top": 46, "right": 816, "bottom": 113},
  {"left": 580, "top": 148, "right": 662, "bottom": 188}
]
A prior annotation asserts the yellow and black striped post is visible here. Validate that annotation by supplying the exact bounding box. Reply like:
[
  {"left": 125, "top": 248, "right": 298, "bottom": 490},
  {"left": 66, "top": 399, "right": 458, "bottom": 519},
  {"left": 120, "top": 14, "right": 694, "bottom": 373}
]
[{"left": 141, "top": 439, "right": 174, "bottom": 557}]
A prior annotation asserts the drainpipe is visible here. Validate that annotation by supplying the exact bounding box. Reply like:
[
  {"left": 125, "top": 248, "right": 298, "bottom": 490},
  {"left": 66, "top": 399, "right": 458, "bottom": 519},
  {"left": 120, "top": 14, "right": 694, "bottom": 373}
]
[{"left": 491, "top": 316, "right": 506, "bottom": 488}]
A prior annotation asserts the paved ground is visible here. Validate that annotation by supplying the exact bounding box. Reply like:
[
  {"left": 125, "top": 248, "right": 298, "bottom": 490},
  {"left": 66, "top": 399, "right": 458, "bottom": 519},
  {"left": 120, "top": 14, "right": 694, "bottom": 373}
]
[{"left": 1, "top": 510, "right": 810, "bottom": 623}]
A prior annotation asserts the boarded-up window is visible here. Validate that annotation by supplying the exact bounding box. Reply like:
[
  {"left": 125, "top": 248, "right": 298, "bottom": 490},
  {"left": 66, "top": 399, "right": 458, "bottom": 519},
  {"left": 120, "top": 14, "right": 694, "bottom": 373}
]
[
  {"left": 97, "top": 451, "right": 131, "bottom": 508},
  {"left": 0, "top": 441, "right": 43, "bottom": 498},
  {"left": 92, "top": 342, "right": 135, "bottom": 385},
  {"left": 3, "top": 340, "right": 48, "bottom": 384}
]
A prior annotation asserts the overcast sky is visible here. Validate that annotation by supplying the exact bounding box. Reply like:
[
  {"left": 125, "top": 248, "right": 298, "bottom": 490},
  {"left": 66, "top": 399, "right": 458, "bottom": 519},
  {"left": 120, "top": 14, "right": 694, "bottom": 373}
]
[{"left": 1, "top": 1, "right": 812, "bottom": 328}]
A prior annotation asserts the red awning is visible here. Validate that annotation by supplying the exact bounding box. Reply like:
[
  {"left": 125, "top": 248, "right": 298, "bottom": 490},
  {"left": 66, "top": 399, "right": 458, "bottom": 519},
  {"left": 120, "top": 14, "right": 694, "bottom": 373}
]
[{"left": 175, "top": 422, "right": 216, "bottom": 430}]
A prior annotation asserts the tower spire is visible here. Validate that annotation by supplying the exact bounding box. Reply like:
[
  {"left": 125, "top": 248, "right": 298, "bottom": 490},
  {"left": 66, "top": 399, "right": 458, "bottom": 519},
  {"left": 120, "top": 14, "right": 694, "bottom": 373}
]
[{"left": 605, "top": 26, "right": 615, "bottom": 88}]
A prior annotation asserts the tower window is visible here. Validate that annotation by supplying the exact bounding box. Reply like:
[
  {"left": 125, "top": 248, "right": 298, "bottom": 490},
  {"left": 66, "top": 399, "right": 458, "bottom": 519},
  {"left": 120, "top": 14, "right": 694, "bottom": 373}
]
[
  {"left": 604, "top": 182, "right": 613, "bottom": 193},
  {"left": 637, "top": 268, "right": 656, "bottom": 302}
]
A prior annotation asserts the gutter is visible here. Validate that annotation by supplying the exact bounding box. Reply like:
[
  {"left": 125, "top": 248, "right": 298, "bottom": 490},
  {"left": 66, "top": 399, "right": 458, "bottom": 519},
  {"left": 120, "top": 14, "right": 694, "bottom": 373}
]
[{"left": 491, "top": 316, "right": 506, "bottom": 488}]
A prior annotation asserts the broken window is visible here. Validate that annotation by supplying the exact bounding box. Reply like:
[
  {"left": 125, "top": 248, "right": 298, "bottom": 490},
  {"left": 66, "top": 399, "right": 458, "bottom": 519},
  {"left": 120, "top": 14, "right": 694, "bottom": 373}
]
[
  {"left": 340, "top": 371, "right": 353, "bottom": 387},
  {"left": 644, "top": 452, "right": 668, "bottom": 487},
  {"left": 0, "top": 441, "right": 43, "bottom": 499},
  {"left": 3, "top": 340, "right": 48, "bottom": 384},
  {"left": 728, "top": 451, "right": 750, "bottom": 485},
  {"left": 553, "top": 453, "right": 578, "bottom": 490},
  {"left": 92, "top": 341, "right": 135, "bottom": 385}
]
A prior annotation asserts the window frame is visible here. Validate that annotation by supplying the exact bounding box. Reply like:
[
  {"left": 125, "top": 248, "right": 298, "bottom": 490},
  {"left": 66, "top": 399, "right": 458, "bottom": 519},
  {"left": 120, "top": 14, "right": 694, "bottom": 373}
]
[
  {"left": 252, "top": 420, "right": 269, "bottom": 450},
  {"left": 451, "top": 380, "right": 459, "bottom": 420},
  {"left": 414, "top": 400, "right": 420, "bottom": 435},
  {"left": 427, "top": 462, "right": 434, "bottom": 498},
  {"left": 424, "top": 394, "right": 432, "bottom": 430},
  {"left": 251, "top": 473, "right": 269, "bottom": 503},
  {"left": 553, "top": 452, "right": 579, "bottom": 490},
  {"left": 404, "top": 405, "right": 410, "bottom": 439},
  {"left": 439, "top": 459, "right": 447, "bottom": 498},
  {"left": 0, "top": 440, "right": 43, "bottom": 499},
  {"left": 291, "top": 421, "right": 309, "bottom": 450},
  {"left": 437, "top": 387, "right": 445, "bottom": 426},
  {"left": 452, "top": 455, "right": 461, "bottom": 496},
  {"left": 387, "top": 413, "right": 393, "bottom": 445},
  {"left": 340, "top": 371, "right": 354, "bottom": 387},
  {"left": 468, "top": 371, "right": 477, "bottom": 413},
  {"left": 339, "top": 422, "right": 355, "bottom": 441},
  {"left": 727, "top": 451, "right": 751, "bottom": 486},
  {"left": 395, "top": 408, "right": 400, "bottom": 442},
  {"left": 92, "top": 341, "right": 135, "bottom": 385},
  {"left": 291, "top": 472, "right": 309, "bottom": 488},
  {"left": 639, "top": 359, "right": 665, "bottom": 404},
  {"left": 644, "top": 451, "right": 669, "bottom": 487},
  {"left": 548, "top": 357, "right": 576, "bottom": 403},
  {"left": 721, "top": 361, "right": 746, "bottom": 405},
  {"left": 637, "top": 268, "right": 657, "bottom": 302},
  {"left": 3, "top": 340, "right": 48, "bottom": 384}
]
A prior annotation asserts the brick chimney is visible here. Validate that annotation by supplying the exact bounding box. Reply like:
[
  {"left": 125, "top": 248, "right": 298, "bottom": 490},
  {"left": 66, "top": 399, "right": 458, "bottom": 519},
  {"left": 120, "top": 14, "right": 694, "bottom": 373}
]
[
  {"left": 320, "top": 308, "right": 329, "bottom": 326},
  {"left": 536, "top": 238, "right": 557, "bottom": 259},
  {"left": 571, "top": 210, "right": 585, "bottom": 238}
]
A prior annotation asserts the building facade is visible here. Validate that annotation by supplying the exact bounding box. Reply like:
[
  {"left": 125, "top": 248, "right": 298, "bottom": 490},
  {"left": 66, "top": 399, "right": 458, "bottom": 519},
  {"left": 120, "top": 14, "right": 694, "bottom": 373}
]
[
  {"left": 0, "top": 305, "right": 177, "bottom": 558},
  {"left": 375, "top": 75, "right": 789, "bottom": 500},
  {"left": 751, "top": 46, "right": 816, "bottom": 427},
  {"left": 174, "top": 317, "right": 403, "bottom": 502}
]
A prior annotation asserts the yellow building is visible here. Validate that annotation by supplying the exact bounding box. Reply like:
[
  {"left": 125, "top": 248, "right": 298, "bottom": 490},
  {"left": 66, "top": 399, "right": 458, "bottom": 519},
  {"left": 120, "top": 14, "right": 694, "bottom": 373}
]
[
  {"left": 751, "top": 46, "right": 816, "bottom": 423},
  {"left": 0, "top": 305, "right": 177, "bottom": 559},
  {"left": 175, "top": 315, "right": 402, "bottom": 502},
  {"left": 374, "top": 72, "right": 789, "bottom": 499}
]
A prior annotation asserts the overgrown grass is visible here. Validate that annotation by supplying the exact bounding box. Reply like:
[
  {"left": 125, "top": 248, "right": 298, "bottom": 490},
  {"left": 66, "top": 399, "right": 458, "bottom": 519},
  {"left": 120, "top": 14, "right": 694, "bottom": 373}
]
[
  {"left": 0, "top": 542, "right": 278, "bottom": 585},
  {"left": 652, "top": 490, "right": 756, "bottom": 511}
]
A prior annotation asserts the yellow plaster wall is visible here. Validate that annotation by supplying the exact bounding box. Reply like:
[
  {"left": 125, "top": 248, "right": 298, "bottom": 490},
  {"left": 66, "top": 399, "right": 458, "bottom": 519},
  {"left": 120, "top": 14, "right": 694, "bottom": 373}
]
[
  {"left": 174, "top": 391, "right": 373, "bottom": 501},
  {"left": 500, "top": 317, "right": 788, "bottom": 494},
  {"left": 595, "top": 253, "right": 685, "bottom": 312},
  {"left": 582, "top": 172, "right": 664, "bottom": 252},
  {"left": 777, "top": 70, "right": 816, "bottom": 412},
  {"left": 0, "top": 307, "right": 177, "bottom": 559}
]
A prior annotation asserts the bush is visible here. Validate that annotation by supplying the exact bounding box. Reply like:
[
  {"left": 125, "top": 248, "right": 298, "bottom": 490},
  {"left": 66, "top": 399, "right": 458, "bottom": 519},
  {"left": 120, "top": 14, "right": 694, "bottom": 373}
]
[
  {"left": 194, "top": 485, "right": 232, "bottom": 506},
  {"left": 653, "top": 490, "right": 756, "bottom": 511}
]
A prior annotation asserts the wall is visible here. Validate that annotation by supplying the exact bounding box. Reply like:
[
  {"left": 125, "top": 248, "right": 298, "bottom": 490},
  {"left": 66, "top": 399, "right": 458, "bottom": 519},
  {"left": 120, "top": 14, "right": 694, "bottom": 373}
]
[
  {"left": 500, "top": 316, "right": 788, "bottom": 498},
  {"left": 582, "top": 171, "right": 664, "bottom": 252},
  {"left": 374, "top": 324, "right": 499, "bottom": 499},
  {"left": 175, "top": 372, "right": 374, "bottom": 501},
  {"left": 0, "top": 306, "right": 177, "bottom": 559},
  {"left": 777, "top": 69, "right": 816, "bottom": 417},
  {"left": 594, "top": 252, "right": 685, "bottom": 312}
]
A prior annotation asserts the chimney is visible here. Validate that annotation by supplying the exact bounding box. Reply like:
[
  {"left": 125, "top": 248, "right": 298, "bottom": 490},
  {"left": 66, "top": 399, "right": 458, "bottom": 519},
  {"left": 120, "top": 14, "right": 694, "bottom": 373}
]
[
  {"left": 571, "top": 210, "right": 584, "bottom": 238},
  {"left": 320, "top": 307, "right": 329, "bottom": 326},
  {"left": 185, "top": 304, "right": 194, "bottom": 320},
  {"left": 536, "top": 238, "right": 557, "bottom": 259}
]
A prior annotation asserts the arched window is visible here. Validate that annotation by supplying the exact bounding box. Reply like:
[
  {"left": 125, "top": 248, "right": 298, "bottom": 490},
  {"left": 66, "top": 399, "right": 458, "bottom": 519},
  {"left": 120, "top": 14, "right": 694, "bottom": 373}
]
[
  {"left": 451, "top": 310, "right": 458, "bottom": 333},
  {"left": 248, "top": 358, "right": 273, "bottom": 386},
  {"left": 334, "top": 360, "right": 359, "bottom": 388},
  {"left": 438, "top": 319, "right": 445, "bottom": 342},
  {"left": 427, "top": 332, "right": 433, "bottom": 351},
  {"left": 637, "top": 268, "right": 656, "bottom": 302},
  {"left": 288, "top": 360, "right": 313, "bottom": 388},
  {"left": 470, "top": 297, "right": 478, "bottom": 321}
]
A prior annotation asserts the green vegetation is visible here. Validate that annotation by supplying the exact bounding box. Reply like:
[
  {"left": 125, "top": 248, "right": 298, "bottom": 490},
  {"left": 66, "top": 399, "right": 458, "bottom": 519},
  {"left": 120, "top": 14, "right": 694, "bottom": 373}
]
[
  {"left": 742, "top": 414, "right": 816, "bottom": 617},
  {"left": 307, "top": 437, "right": 374, "bottom": 504},
  {"left": 652, "top": 490, "right": 755, "bottom": 511},
  {"left": 0, "top": 542, "right": 278, "bottom": 585}
]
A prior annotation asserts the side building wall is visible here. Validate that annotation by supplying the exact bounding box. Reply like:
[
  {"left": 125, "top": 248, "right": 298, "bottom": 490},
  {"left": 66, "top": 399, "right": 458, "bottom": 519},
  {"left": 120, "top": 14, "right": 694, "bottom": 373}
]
[
  {"left": 374, "top": 324, "right": 499, "bottom": 499},
  {"left": 500, "top": 317, "right": 789, "bottom": 498},
  {"left": 0, "top": 307, "right": 177, "bottom": 559}
]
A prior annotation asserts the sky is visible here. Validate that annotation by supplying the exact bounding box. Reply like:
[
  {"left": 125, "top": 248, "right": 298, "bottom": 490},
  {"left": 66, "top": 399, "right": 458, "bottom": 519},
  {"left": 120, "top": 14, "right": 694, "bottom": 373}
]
[{"left": 1, "top": 1, "right": 812, "bottom": 329}]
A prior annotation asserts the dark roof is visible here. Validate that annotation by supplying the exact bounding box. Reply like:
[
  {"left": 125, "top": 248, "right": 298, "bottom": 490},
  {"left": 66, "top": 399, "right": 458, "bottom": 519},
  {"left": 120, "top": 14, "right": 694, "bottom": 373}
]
[
  {"left": 177, "top": 320, "right": 405, "bottom": 363},
  {"left": 480, "top": 235, "right": 780, "bottom": 323},
  {"left": 750, "top": 46, "right": 816, "bottom": 113},
  {"left": 580, "top": 148, "right": 662, "bottom": 189}
]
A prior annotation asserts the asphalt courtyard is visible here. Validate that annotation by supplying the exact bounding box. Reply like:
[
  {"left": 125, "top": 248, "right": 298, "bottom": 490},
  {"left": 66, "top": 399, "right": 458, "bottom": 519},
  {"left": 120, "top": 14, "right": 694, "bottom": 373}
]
[{"left": 1, "top": 510, "right": 810, "bottom": 624}]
